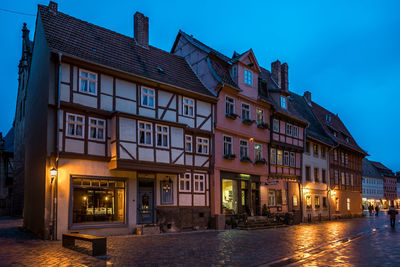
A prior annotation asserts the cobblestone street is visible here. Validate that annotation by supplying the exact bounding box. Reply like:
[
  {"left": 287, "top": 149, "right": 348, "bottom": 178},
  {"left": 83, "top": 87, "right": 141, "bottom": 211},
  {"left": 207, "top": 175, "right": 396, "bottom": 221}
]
[{"left": 0, "top": 214, "right": 399, "bottom": 266}]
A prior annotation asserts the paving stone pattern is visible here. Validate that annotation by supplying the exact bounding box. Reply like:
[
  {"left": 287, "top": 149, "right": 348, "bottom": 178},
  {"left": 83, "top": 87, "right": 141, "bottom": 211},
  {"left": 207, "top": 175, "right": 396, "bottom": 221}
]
[{"left": 0, "top": 214, "right": 399, "bottom": 266}]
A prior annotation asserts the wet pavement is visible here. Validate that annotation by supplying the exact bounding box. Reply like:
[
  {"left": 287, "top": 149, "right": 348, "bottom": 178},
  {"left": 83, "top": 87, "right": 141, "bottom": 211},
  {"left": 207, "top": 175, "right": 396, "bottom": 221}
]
[{"left": 0, "top": 214, "right": 399, "bottom": 266}]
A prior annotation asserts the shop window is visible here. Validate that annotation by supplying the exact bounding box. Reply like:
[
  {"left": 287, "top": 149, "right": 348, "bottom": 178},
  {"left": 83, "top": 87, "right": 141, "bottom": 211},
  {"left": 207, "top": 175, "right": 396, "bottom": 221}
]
[
  {"left": 268, "top": 190, "right": 276, "bottom": 206},
  {"left": 179, "top": 173, "right": 191, "bottom": 192},
  {"left": 160, "top": 180, "right": 173, "bottom": 205},
  {"left": 71, "top": 177, "right": 125, "bottom": 224},
  {"left": 222, "top": 179, "right": 238, "bottom": 214}
]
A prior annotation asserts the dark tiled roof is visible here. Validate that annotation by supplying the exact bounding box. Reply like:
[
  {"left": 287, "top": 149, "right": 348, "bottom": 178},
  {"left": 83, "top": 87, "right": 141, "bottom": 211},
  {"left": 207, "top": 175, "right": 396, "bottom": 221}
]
[
  {"left": 3, "top": 128, "right": 14, "bottom": 153},
  {"left": 362, "top": 158, "right": 383, "bottom": 178},
  {"left": 37, "top": 5, "right": 214, "bottom": 98},
  {"left": 290, "top": 93, "right": 334, "bottom": 146},
  {"left": 370, "top": 161, "right": 395, "bottom": 177},
  {"left": 310, "top": 101, "right": 367, "bottom": 155},
  {"left": 208, "top": 58, "right": 237, "bottom": 88}
]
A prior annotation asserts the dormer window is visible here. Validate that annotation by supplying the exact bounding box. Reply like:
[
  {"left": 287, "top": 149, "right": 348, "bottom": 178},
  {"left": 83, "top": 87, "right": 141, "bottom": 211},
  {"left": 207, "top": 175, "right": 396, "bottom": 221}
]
[
  {"left": 326, "top": 113, "right": 331, "bottom": 122},
  {"left": 244, "top": 69, "right": 253, "bottom": 86},
  {"left": 231, "top": 65, "right": 237, "bottom": 78},
  {"left": 280, "top": 96, "right": 287, "bottom": 109}
]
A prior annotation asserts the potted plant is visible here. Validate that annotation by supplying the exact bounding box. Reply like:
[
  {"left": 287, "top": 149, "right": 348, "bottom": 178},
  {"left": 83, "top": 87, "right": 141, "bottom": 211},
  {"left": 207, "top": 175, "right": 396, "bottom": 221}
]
[
  {"left": 225, "top": 113, "right": 239, "bottom": 120},
  {"left": 254, "top": 158, "right": 266, "bottom": 165},
  {"left": 223, "top": 154, "right": 236, "bottom": 160},
  {"left": 240, "top": 156, "right": 252, "bottom": 163}
]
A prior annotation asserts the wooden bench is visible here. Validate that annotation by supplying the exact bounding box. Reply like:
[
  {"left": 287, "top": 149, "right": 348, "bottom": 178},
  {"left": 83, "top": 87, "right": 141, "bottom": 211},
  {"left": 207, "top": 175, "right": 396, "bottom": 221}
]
[{"left": 62, "top": 233, "right": 106, "bottom": 256}]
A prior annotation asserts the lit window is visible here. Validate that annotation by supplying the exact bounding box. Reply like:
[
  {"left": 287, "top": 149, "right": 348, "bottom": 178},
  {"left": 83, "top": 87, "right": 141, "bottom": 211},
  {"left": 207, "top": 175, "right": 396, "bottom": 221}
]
[
  {"left": 225, "top": 96, "right": 235, "bottom": 115},
  {"left": 156, "top": 124, "right": 169, "bottom": 148},
  {"left": 185, "top": 135, "right": 192, "bottom": 152},
  {"left": 223, "top": 136, "right": 233, "bottom": 156},
  {"left": 292, "top": 195, "right": 298, "bottom": 207},
  {"left": 240, "top": 140, "right": 248, "bottom": 159},
  {"left": 290, "top": 152, "right": 295, "bottom": 167},
  {"left": 244, "top": 69, "right": 253, "bottom": 86},
  {"left": 89, "top": 118, "right": 105, "bottom": 141},
  {"left": 79, "top": 70, "right": 97, "bottom": 95},
  {"left": 196, "top": 137, "right": 209, "bottom": 155},
  {"left": 183, "top": 97, "right": 195, "bottom": 117},
  {"left": 280, "top": 96, "right": 286, "bottom": 109},
  {"left": 277, "top": 150, "right": 283, "bottom": 165},
  {"left": 138, "top": 121, "right": 152, "bottom": 145},
  {"left": 270, "top": 148, "right": 277, "bottom": 164},
  {"left": 256, "top": 108, "right": 264, "bottom": 125},
  {"left": 66, "top": 113, "right": 85, "bottom": 138},
  {"left": 284, "top": 151, "right": 289, "bottom": 166},
  {"left": 315, "top": 196, "right": 320, "bottom": 208},
  {"left": 306, "top": 195, "right": 311, "bottom": 209},
  {"left": 179, "top": 173, "right": 191, "bottom": 192},
  {"left": 273, "top": 119, "right": 280, "bottom": 132},
  {"left": 193, "top": 173, "right": 205, "bottom": 193},
  {"left": 341, "top": 172, "right": 345, "bottom": 185},
  {"left": 141, "top": 87, "right": 155, "bottom": 108},
  {"left": 255, "top": 143, "right": 263, "bottom": 161},
  {"left": 241, "top": 103, "right": 250, "bottom": 121},
  {"left": 347, "top": 198, "right": 351, "bottom": 210},
  {"left": 268, "top": 189, "right": 276, "bottom": 206}
]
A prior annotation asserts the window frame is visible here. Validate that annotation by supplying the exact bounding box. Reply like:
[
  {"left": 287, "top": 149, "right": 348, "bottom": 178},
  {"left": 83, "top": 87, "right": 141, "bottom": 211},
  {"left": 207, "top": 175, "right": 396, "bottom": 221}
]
[
  {"left": 270, "top": 148, "right": 277, "bottom": 164},
  {"left": 185, "top": 135, "right": 193, "bottom": 153},
  {"left": 79, "top": 69, "right": 98, "bottom": 96},
  {"left": 254, "top": 143, "right": 263, "bottom": 161},
  {"left": 283, "top": 151, "right": 289, "bottom": 166},
  {"left": 88, "top": 117, "right": 106, "bottom": 141},
  {"left": 138, "top": 121, "right": 153, "bottom": 146},
  {"left": 277, "top": 149, "right": 283, "bottom": 165},
  {"left": 241, "top": 102, "right": 251, "bottom": 121},
  {"left": 280, "top": 96, "right": 287, "bottom": 109},
  {"left": 244, "top": 68, "right": 253, "bottom": 86},
  {"left": 182, "top": 97, "right": 195, "bottom": 117},
  {"left": 179, "top": 173, "right": 191, "bottom": 192},
  {"left": 66, "top": 113, "right": 85, "bottom": 139},
  {"left": 273, "top": 119, "right": 280, "bottom": 133},
  {"left": 289, "top": 152, "right": 296, "bottom": 167},
  {"left": 196, "top": 137, "right": 209, "bottom": 155},
  {"left": 256, "top": 108, "right": 264, "bottom": 125},
  {"left": 155, "top": 124, "right": 169, "bottom": 148},
  {"left": 223, "top": 135, "right": 233, "bottom": 156},
  {"left": 239, "top": 139, "right": 249, "bottom": 159},
  {"left": 225, "top": 96, "right": 235, "bottom": 115},
  {"left": 193, "top": 173, "right": 205, "bottom": 193},
  {"left": 141, "top": 87, "right": 155, "bottom": 108}
]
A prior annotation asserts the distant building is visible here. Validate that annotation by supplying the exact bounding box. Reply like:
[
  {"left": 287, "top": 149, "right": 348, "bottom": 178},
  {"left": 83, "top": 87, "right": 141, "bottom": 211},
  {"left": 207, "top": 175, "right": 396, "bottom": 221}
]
[
  {"left": 370, "top": 161, "right": 397, "bottom": 208},
  {"left": 362, "top": 158, "right": 384, "bottom": 208},
  {"left": 0, "top": 128, "right": 14, "bottom": 215},
  {"left": 396, "top": 172, "right": 400, "bottom": 208}
]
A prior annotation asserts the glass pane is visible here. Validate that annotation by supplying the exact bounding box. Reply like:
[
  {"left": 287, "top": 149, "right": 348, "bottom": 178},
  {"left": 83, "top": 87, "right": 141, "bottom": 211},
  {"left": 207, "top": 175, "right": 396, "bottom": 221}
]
[
  {"left": 81, "top": 80, "right": 87, "bottom": 92},
  {"left": 81, "top": 71, "right": 88, "bottom": 78},
  {"left": 89, "top": 73, "right": 96, "bottom": 80},
  {"left": 73, "top": 178, "right": 81, "bottom": 185},
  {"left": 149, "top": 96, "right": 154, "bottom": 107},
  {"left": 82, "top": 179, "right": 90, "bottom": 186},
  {"left": 68, "top": 124, "right": 74, "bottom": 135},
  {"left": 98, "top": 129, "right": 104, "bottom": 140},
  {"left": 90, "top": 127, "right": 96, "bottom": 139},
  {"left": 222, "top": 179, "right": 238, "bottom": 215},
  {"left": 89, "top": 81, "right": 96, "bottom": 93},
  {"left": 76, "top": 125, "right": 83, "bottom": 136}
]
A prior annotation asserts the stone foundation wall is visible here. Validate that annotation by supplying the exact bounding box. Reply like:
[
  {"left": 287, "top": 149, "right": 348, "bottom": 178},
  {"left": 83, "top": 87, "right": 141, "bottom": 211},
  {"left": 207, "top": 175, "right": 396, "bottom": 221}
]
[{"left": 156, "top": 207, "right": 211, "bottom": 232}]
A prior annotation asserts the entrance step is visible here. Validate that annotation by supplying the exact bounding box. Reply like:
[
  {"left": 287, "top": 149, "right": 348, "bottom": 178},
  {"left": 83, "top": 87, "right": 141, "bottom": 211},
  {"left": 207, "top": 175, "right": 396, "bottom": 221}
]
[
  {"left": 137, "top": 224, "right": 161, "bottom": 235},
  {"left": 236, "top": 216, "right": 286, "bottom": 230}
]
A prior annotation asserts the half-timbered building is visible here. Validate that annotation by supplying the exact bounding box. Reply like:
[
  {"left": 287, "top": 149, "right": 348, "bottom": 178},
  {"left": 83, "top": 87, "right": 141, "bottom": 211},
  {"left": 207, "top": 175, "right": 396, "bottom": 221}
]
[{"left": 20, "top": 2, "right": 216, "bottom": 239}]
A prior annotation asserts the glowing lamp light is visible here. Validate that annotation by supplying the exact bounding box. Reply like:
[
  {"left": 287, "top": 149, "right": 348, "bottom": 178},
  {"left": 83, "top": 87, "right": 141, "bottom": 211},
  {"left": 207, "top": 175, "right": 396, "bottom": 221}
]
[
  {"left": 105, "top": 196, "right": 109, "bottom": 201},
  {"left": 303, "top": 188, "right": 310, "bottom": 195},
  {"left": 83, "top": 196, "right": 87, "bottom": 201},
  {"left": 50, "top": 168, "right": 57, "bottom": 183},
  {"left": 331, "top": 190, "right": 337, "bottom": 196},
  {"left": 249, "top": 138, "right": 254, "bottom": 142}
]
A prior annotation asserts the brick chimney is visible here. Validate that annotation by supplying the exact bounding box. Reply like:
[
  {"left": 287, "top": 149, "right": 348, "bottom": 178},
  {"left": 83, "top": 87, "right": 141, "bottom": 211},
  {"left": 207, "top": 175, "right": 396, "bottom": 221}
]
[
  {"left": 281, "top": 63, "right": 288, "bottom": 91},
  {"left": 48, "top": 1, "right": 58, "bottom": 12},
  {"left": 134, "top": 12, "right": 149, "bottom": 47},
  {"left": 304, "top": 91, "right": 311, "bottom": 104},
  {"left": 271, "top": 60, "right": 281, "bottom": 87}
]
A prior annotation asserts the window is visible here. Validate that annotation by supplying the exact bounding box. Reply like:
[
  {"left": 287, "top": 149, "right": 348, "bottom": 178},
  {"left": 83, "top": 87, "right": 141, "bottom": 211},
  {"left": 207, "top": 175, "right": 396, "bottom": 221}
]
[
  {"left": 193, "top": 173, "right": 205, "bottom": 193},
  {"left": 335, "top": 170, "right": 339, "bottom": 184},
  {"left": 293, "top": 195, "right": 298, "bottom": 207},
  {"left": 89, "top": 118, "right": 105, "bottom": 141},
  {"left": 347, "top": 198, "right": 351, "bottom": 211},
  {"left": 314, "top": 168, "right": 319, "bottom": 183},
  {"left": 313, "top": 144, "right": 319, "bottom": 157},
  {"left": 345, "top": 154, "right": 348, "bottom": 165},
  {"left": 292, "top": 126, "right": 299, "bottom": 138},
  {"left": 223, "top": 136, "right": 233, "bottom": 156},
  {"left": 244, "top": 69, "right": 253, "bottom": 86},
  {"left": 268, "top": 190, "right": 276, "bottom": 206},
  {"left": 183, "top": 97, "right": 195, "bottom": 117},
  {"left": 141, "top": 87, "right": 155, "bottom": 108},
  {"left": 290, "top": 152, "right": 295, "bottom": 167},
  {"left": 79, "top": 70, "right": 97, "bottom": 95},
  {"left": 138, "top": 121, "right": 152, "bottom": 145},
  {"left": 66, "top": 113, "right": 85, "bottom": 138},
  {"left": 321, "top": 147, "right": 326, "bottom": 159},
  {"left": 156, "top": 124, "right": 169, "bottom": 148},
  {"left": 256, "top": 108, "right": 264, "bottom": 124},
  {"left": 341, "top": 152, "right": 345, "bottom": 164},
  {"left": 273, "top": 119, "right": 280, "bottom": 132},
  {"left": 72, "top": 177, "right": 125, "bottom": 224},
  {"left": 286, "top": 124, "right": 292, "bottom": 136},
  {"left": 334, "top": 150, "right": 338, "bottom": 161},
  {"left": 255, "top": 143, "right": 263, "bottom": 161},
  {"left": 270, "top": 148, "right": 277, "bottom": 164},
  {"left": 241, "top": 103, "right": 250, "bottom": 121},
  {"left": 277, "top": 150, "right": 283, "bottom": 165},
  {"left": 322, "top": 169, "right": 326, "bottom": 183},
  {"left": 315, "top": 196, "right": 320, "bottom": 208},
  {"left": 323, "top": 197, "right": 327, "bottom": 208},
  {"left": 306, "top": 141, "right": 310, "bottom": 153},
  {"left": 160, "top": 180, "right": 173, "bottom": 205},
  {"left": 240, "top": 140, "right": 248, "bottom": 159},
  {"left": 306, "top": 195, "right": 311, "bottom": 209},
  {"left": 280, "top": 96, "right": 287, "bottom": 109},
  {"left": 185, "top": 135, "right": 192, "bottom": 152},
  {"left": 225, "top": 96, "right": 235, "bottom": 115},
  {"left": 341, "top": 172, "right": 345, "bottom": 185},
  {"left": 306, "top": 166, "right": 311, "bottom": 181},
  {"left": 179, "top": 173, "right": 191, "bottom": 192},
  {"left": 284, "top": 151, "right": 289, "bottom": 166},
  {"left": 196, "top": 137, "right": 209, "bottom": 154}
]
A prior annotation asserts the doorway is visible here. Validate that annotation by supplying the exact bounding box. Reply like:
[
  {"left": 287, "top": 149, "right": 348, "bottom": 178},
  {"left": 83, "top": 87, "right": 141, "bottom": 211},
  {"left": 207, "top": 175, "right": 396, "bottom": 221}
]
[{"left": 137, "top": 179, "right": 154, "bottom": 224}]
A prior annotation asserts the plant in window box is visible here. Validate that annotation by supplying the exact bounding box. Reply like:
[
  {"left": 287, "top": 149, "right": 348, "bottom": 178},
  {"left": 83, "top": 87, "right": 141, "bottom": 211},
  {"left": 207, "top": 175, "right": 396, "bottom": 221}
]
[
  {"left": 254, "top": 158, "right": 266, "bottom": 165},
  {"left": 225, "top": 113, "right": 239, "bottom": 119},
  {"left": 240, "top": 156, "right": 252, "bottom": 163},
  {"left": 223, "top": 154, "right": 236, "bottom": 160},
  {"left": 257, "top": 122, "right": 269, "bottom": 129},
  {"left": 242, "top": 119, "right": 255, "bottom": 125}
]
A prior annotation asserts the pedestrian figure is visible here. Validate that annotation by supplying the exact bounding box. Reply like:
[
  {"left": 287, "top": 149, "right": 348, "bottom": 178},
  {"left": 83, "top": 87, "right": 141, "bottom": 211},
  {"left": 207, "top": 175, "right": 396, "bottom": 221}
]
[
  {"left": 375, "top": 205, "right": 380, "bottom": 216},
  {"left": 368, "top": 204, "right": 373, "bottom": 216},
  {"left": 388, "top": 205, "right": 398, "bottom": 228}
]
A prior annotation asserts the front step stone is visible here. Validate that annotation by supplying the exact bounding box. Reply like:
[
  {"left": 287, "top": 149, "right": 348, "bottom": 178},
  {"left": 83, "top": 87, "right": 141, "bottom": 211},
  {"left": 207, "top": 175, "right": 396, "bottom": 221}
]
[{"left": 136, "top": 224, "right": 161, "bottom": 235}]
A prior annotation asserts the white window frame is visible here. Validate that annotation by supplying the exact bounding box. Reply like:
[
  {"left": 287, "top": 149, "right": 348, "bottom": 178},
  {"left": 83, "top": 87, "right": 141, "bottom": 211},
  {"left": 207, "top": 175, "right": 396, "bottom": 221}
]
[
  {"left": 223, "top": 135, "right": 233, "bottom": 156},
  {"left": 293, "top": 126, "right": 299, "bottom": 138},
  {"left": 241, "top": 102, "right": 251, "bottom": 121},
  {"left": 138, "top": 121, "right": 153, "bottom": 146},
  {"left": 88, "top": 117, "right": 105, "bottom": 141},
  {"left": 79, "top": 69, "right": 97, "bottom": 95},
  {"left": 141, "top": 87, "right": 155, "bottom": 108},
  {"left": 290, "top": 152, "right": 295, "bottom": 167},
  {"left": 225, "top": 96, "right": 235, "bottom": 115},
  {"left": 271, "top": 148, "right": 277, "bottom": 164},
  {"left": 179, "top": 173, "right": 191, "bottom": 192},
  {"left": 185, "top": 135, "right": 192, "bottom": 153},
  {"left": 280, "top": 96, "right": 287, "bottom": 109},
  {"left": 193, "top": 173, "right": 205, "bottom": 193},
  {"left": 277, "top": 150, "right": 283, "bottom": 165},
  {"left": 244, "top": 69, "right": 253, "bottom": 86},
  {"left": 196, "top": 137, "right": 209, "bottom": 155},
  {"left": 155, "top": 124, "right": 169, "bottom": 148},
  {"left": 66, "top": 113, "right": 85, "bottom": 139},
  {"left": 255, "top": 143, "right": 263, "bottom": 161},
  {"left": 268, "top": 189, "right": 276, "bottom": 206},
  {"left": 283, "top": 151, "right": 289, "bottom": 166},
  {"left": 183, "top": 97, "right": 195, "bottom": 117},
  {"left": 256, "top": 108, "right": 264, "bottom": 125},
  {"left": 273, "top": 119, "right": 280, "bottom": 133},
  {"left": 239, "top": 139, "right": 249, "bottom": 159},
  {"left": 286, "top": 124, "right": 292, "bottom": 136}
]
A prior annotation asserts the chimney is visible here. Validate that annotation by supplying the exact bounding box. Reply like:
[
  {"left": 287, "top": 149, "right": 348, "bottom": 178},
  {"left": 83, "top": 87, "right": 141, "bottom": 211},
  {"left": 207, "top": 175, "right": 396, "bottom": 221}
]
[
  {"left": 304, "top": 91, "right": 311, "bottom": 104},
  {"left": 48, "top": 1, "right": 58, "bottom": 12},
  {"left": 271, "top": 60, "right": 281, "bottom": 87},
  {"left": 281, "top": 63, "right": 289, "bottom": 91},
  {"left": 134, "top": 12, "right": 149, "bottom": 47}
]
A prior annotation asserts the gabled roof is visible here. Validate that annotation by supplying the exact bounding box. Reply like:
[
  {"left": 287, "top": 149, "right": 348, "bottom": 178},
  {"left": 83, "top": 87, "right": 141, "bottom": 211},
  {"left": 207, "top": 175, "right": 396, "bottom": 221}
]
[
  {"left": 37, "top": 5, "right": 214, "bottom": 98},
  {"left": 362, "top": 158, "right": 383, "bottom": 178},
  {"left": 370, "top": 161, "right": 395, "bottom": 177},
  {"left": 310, "top": 100, "right": 367, "bottom": 155}
]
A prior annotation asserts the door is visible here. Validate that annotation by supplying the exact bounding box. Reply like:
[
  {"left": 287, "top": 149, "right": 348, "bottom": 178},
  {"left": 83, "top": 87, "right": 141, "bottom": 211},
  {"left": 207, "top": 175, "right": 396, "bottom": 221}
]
[{"left": 137, "top": 180, "right": 154, "bottom": 224}]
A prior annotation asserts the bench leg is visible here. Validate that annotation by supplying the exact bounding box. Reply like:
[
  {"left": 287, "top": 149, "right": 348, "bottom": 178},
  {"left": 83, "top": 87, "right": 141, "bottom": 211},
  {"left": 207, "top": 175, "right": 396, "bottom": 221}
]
[
  {"left": 62, "top": 236, "right": 75, "bottom": 248},
  {"left": 92, "top": 239, "right": 107, "bottom": 256}
]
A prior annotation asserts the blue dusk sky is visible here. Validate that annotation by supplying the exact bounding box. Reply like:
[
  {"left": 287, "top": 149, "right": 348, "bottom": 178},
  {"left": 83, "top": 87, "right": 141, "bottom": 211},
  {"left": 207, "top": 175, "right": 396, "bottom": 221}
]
[{"left": 1, "top": 0, "right": 399, "bottom": 171}]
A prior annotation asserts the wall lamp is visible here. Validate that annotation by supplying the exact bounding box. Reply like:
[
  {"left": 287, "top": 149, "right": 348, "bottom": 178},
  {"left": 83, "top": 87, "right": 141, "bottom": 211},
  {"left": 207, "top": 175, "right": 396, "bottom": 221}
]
[{"left": 50, "top": 167, "right": 57, "bottom": 183}]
